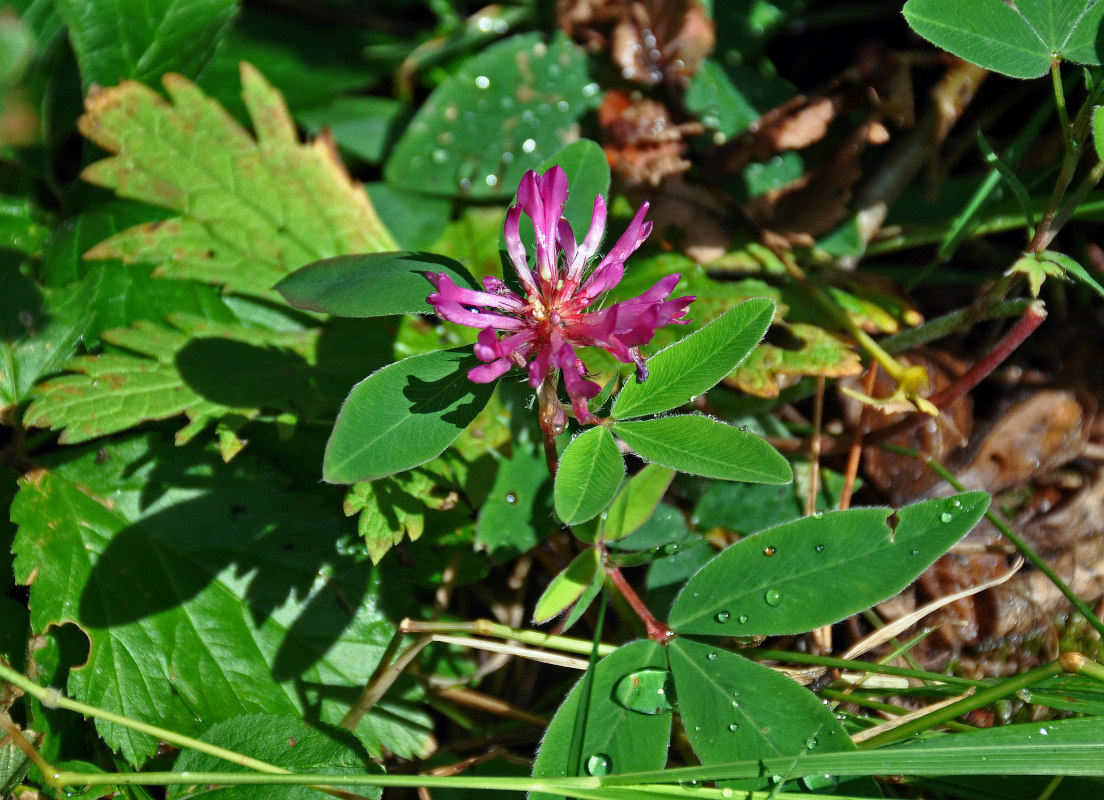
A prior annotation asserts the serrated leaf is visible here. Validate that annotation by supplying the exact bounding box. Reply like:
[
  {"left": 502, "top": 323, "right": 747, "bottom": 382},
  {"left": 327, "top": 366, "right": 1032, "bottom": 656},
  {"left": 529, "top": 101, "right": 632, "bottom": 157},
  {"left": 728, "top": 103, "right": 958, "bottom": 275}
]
[
  {"left": 533, "top": 548, "right": 602, "bottom": 624},
  {"left": 668, "top": 638, "right": 854, "bottom": 791},
  {"left": 612, "top": 298, "right": 775, "bottom": 419},
  {"left": 324, "top": 347, "right": 496, "bottom": 483},
  {"left": 554, "top": 426, "right": 625, "bottom": 525},
  {"left": 669, "top": 492, "right": 990, "bottom": 636},
  {"left": 903, "top": 0, "right": 1104, "bottom": 79},
  {"left": 276, "top": 251, "right": 478, "bottom": 317},
  {"left": 168, "top": 715, "right": 383, "bottom": 800},
  {"left": 10, "top": 435, "right": 432, "bottom": 765},
  {"left": 612, "top": 416, "right": 792, "bottom": 483},
  {"left": 531, "top": 641, "right": 670, "bottom": 800},
  {"left": 78, "top": 64, "right": 397, "bottom": 300},
  {"left": 25, "top": 315, "right": 392, "bottom": 446},
  {"left": 56, "top": 0, "right": 237, "bottom": 89},
  {"left": 385, "top": 33, "right": 600, "bottom": 198},
  {"left": 0, "top": 736, "right": 31, "bottom": 799},
  {"left": 344, "top": 471, "right": 443, "bottom": 565},
  {"left": 0, "top": 195, "right": 52, "bottom": 255}
]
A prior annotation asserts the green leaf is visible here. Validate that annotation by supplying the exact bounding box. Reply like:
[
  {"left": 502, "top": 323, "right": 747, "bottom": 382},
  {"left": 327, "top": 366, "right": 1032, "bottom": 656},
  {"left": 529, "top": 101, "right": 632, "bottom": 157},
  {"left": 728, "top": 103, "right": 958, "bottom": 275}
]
[
  {"left": 0, "top": 734, "right": 31, "bottom": 799},
  {"left": 343, "top": 470, "right": 456, "bottom": 565},
  {"left": 276, "top": 252, "right": 478, "bottom": 318},
  {"left": 56, "top": 0, "right": 237, "bottom": 89},
  {"left": 531, "top": 641, "right": 670, "bottom": 800},
  {"left": 592, "top": 464, "right": 675, "bottom": 544},
  {"left": 168, "top": 715, "right": 383, "bottom": 800},
  {"left": 669, "top": 492, "right": 990, "bottom": 636},
  {"left": 977, "top": 131, "right": 1035, "bottom": 231},
  {"left": 0, "top": 267, "right": 98, "bottom": 412},
  {"left": 554, "top": 427, "right": 625, "bottom": 525},
  {"left": 533, "top": 548, "right": 602, "bottom": 624},
  {"left": 323, "top": 347, "right": 496, "bottom": 483},
  {"left": 612, "top": 298, "right": 775, "bottom": 419},
  {"left": 612, "top": 415, "right": 792, "bottom": 483},
  {"left": 0, "top": 195, "right": 52, "bottom": 255},
  {"left": 1095, "top": 104, "right": 1104, "bottom": 162},
  {"left": 685, "top": 58, "right": 794, "bottom": 139},
  {"left": 385, "top": 32, "right": 600, "bottom": 198},
  {"left": 538, "top": 139, "right": 611, "bottom": 249},
  {"left": 296, "top": 96, "right": 403, "bottom": 165},
  {"left": 26, "top": 314, "right": 391, "bottom": 446},
  {"left": 11, "top": 435, "right": 432, "bottom": 765},
  {"left": 1040, "top": 249, "right": 1104, "bottom": 299},
  {"left": 668, "top": 638, "right": 853, "bottom": 790},
  {"left": 903, "top": 0, "right": 1103, "bottom": 79},
  {"left": 476, "top": 411, "right": 555, "bottom": 562},
  {"left": 78, "top": 64, "right": 397, "bottom": 300}
]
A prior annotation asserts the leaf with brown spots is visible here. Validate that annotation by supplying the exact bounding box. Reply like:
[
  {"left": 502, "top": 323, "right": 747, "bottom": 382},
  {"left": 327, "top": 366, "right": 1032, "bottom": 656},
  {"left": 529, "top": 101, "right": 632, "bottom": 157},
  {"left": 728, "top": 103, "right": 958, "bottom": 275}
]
[{"left": 78, "top": 63, "right": 396, "bottom": 299}]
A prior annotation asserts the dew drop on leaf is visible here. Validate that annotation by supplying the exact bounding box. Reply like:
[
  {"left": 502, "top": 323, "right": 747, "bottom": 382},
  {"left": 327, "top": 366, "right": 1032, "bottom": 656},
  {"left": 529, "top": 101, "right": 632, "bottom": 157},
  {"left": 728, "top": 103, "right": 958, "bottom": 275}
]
[
  {"left": 714, "top": 610, "right": 731, "bottom": 623},
  {"left": 805, "top": 736, "right": 819, "bottom": 750},
  {"left": 612, "top": 668, "right": 674, "bottom": 715},
  {"left": 505, "top": 492, "right": 517, "bottom": 504},
  {"left": 762, "top": 545, "right": 776, "bottom": 556},
  {"left": 940, "top": 511, "right": 953, "bottom": 523},
  {"left": 737, "top": 614, "right": 749, "bottom": 624},
  {"left": 815, "top": 544, "right": 825, "bottom": 552},
  {"left": 728, "top": 722, "right": 739, "bottom": 732},
  {"left": 764, "top": 588, "right": 783, "bottom": 607},
  {"left": 707, "top": 652, "right": 718, "bottom": 661},
  {"left": 800, "top": 774, "right": 839, "bottom": 792},
  {"left": 585, "top": 753, "right": 612, "bottom": 776}
]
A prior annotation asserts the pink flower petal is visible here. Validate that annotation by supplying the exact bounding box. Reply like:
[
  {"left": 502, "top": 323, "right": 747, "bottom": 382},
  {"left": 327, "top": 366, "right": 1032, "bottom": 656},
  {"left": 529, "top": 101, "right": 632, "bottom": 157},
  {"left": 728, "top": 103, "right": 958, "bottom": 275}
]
[
  {"left": 469, "top": 359, "right": 513, "bottom": 382},
  {"left": 503, "top": 204, "right": 538, "bottom": 296},
  {"left": 428, "top": 273, "right": 523, "bottom": 311},
  {"left": 429, "top": 298, "right": 524, "bottom": 330}
]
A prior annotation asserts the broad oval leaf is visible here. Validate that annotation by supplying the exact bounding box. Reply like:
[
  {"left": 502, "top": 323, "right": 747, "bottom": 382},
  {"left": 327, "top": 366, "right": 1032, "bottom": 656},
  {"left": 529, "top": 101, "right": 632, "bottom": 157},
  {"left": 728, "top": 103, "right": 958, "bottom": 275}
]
[
  {"left": 612, "top": 415, "right": 792, "bottom": 483},
  {"left": 595, "top": 464, "right": 675, "bottom": 544},
  {"left": 323, "top": 347, "right": 495, "bottom": 483},
  {"left": 903, "top": 0, "right": 1104, "bottom": 79},
  {"left": 669, "top": 492, "right": 990, "bottom": 636},
  {"left": 612, "top": 297, "right": 775, "bottom": 419},
  {"left": 168, "top": 714, "right": 382, "bottom": 800},
  {"left": 668, "top": 638, "right": 854, "bottom": 791},
  {"left": 385, "top": 33, "right": 600, "bottom": 199},
  {"left": 533, "top": 548, "right": 602, "bottom": 624},
  {"left": 554, "top": 426, "right": 625, "bottom": 525},
  {"left": 531, "top": 641, "right": 670, "bottom": 800},
  {"left": 275, "top": 252, "right": 478, "bottom": 317}
]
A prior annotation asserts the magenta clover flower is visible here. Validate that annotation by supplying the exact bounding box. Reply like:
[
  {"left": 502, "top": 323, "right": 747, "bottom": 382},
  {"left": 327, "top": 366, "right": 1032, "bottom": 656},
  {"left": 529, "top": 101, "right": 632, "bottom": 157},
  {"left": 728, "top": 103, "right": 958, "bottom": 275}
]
[{"left": 426, "top": 166, "right": 694, "bottom": 425}]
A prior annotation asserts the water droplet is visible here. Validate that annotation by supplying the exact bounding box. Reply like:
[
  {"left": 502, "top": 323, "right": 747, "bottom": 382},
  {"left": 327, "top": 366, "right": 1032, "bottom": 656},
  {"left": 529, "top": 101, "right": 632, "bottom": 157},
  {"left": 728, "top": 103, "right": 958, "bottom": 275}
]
[
  {"left": 738, "top": 614, "right": 749, "bottom": 624},
  {"left": 728, "top": 722, "right": 739, "bottom": 732},
  {"left": 522, "top": 138, "right": 537, "bottom": 153},
  {"left": 730, "top": 700, "right": 740, "bottom": 708},
  {"left": 800, "top": 774, "right": 839, "bottom": 792},
  {"left": 940, "top": 512, "right": 953, "bottom": 523},
  {"left": 663, "top": 542, "right": 680, "bottom": 555},
  {"left": 721, "top": 790, "right": 734, "bottom": 799},
  {"left": 431, "top": 148, "right": 448, "bottom": 164},
  {"left": 911, "top": 548, "right": 920, "bottom": 556},
  {"left": 505, "top": 492, "right": 517, "bottom": 505},
  {"left": 474, "top": 75, "right": 490, "bottom": 89},
  {"left": 459, "top": 177, "right": 472, "bottom": 190},
  {"left": 485, "top": 174, "right": 498, "bottom": 187},
  {"left": 762, "top": 545, "right": 776, "bottom": 557},
  {"left": 557, "top": 100, "right": 570, "bottom": 112},
  {"left": 764, "top": 589, "right": 783, "bottom": 607},
  {"left": 738, "top": 425, "right": 749, "bottom": 432},
  {"left": 585, "top": 753, "right": 612, "bottom": 776},
  {"left": 815, "top": 544, "right": 825, "bottom": 552},
  {"left": 715, "top": 610, "right": 731, "bottom": 623},
  {"left": 707, "top": 652, "right": 718, "bottom": 661},
  {"left": 582, "top": 82, "right": 600, "bottom": 97},
  {"left": 502, "top": 151, "right": 514, "bottom": 164},
  {"left": 952, "top": 499, "right": 962, "bottom": 509},
  {"left": 1039, "top": 727, "right": 1048, "bottom": 735},
  {"left": 805, "top": 736, "right": 819, "bottom": 750},
  {"left": 612, "top": 669, "right": 674, "bottom": 715}
]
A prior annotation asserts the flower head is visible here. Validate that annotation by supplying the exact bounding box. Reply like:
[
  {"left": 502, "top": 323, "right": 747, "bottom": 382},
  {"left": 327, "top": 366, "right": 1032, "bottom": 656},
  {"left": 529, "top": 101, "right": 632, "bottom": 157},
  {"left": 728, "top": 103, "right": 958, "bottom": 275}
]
[{"left": 427, "top": 166, "right": 694, "bottom": 424}]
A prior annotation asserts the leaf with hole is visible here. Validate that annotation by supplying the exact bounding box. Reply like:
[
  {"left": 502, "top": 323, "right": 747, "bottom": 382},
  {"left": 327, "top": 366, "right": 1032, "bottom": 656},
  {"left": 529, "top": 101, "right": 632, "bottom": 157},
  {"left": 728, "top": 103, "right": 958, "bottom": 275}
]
[
  {"left": 612, "top": 415, "right": 792, "bottom": 483},
  {"left": 612, "top": 297, "right": 775, "bottom": 419},
  {"left": 669, "top": 492, "right": 989, "bottom": 636}
]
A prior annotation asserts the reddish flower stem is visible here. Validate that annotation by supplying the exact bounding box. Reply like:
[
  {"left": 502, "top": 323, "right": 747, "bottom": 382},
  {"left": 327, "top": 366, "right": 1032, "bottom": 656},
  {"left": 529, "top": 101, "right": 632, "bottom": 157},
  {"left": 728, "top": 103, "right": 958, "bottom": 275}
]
[{"left": 599, "top": 541, "right": 672, "bottom": 644}]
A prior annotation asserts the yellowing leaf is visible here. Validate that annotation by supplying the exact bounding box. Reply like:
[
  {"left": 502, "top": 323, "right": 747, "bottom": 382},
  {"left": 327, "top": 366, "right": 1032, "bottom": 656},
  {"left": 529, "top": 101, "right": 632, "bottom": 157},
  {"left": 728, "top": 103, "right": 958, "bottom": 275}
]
[{"left": 78, "top": 63, "right": 397, "bottom": 299}]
